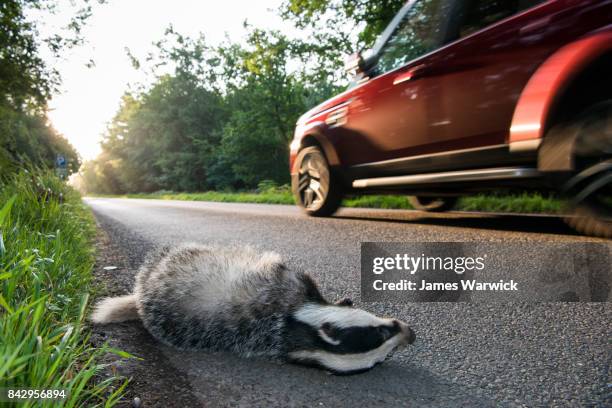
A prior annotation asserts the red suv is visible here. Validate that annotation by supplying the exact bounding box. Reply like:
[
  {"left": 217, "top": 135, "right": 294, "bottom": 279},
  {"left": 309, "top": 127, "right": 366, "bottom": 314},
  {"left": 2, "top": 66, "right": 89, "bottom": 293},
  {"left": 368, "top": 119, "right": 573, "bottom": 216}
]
[{"left": 290, "top": 0, "right": 612, "bottom": 237}]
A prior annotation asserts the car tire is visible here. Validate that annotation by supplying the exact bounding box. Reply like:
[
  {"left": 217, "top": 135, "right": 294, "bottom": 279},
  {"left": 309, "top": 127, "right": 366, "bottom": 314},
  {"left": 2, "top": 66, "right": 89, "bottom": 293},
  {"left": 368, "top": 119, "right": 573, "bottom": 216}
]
[
  {"left": 557, "top": 100, "right": 612, "bottom": 238},
  {"left": 292, "top": 146, "right": 342, "bottom": 216},
  {"left": 408, "top": 196, "right": 458, "bottom": 212},
  {"left": 564, "top": 204, "right": 612, "bottom": 238}
]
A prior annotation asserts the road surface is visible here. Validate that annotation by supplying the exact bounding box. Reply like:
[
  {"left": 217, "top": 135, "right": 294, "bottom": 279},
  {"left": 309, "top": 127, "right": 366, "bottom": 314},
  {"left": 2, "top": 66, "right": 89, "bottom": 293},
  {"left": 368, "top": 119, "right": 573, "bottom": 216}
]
[{"left": 86, "top": 198, "right": 611, "bottom": 407}]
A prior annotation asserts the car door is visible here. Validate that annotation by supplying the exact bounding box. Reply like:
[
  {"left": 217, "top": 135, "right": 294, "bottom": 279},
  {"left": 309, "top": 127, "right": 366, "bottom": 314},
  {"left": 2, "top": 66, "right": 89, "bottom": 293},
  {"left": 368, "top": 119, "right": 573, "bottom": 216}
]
[
  {"left": 334, "top": 0, "right": 457, "bottom": 169},
  {"left": 422, "top": 0, "right": 552, "bottom": 153}
]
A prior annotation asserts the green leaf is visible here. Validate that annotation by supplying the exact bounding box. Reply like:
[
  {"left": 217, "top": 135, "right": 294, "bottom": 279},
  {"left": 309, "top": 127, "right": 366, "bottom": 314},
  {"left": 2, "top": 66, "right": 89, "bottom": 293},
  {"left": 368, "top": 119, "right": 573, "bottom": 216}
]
[
  {"left": 106, "top": 347, "right": 141, "bottom": 360},
  {"left": 0, "top": 293, "right": 13, "bottom": 313},
  {"left": 0, "top": 194, "right": 16, "bottom": 225}
]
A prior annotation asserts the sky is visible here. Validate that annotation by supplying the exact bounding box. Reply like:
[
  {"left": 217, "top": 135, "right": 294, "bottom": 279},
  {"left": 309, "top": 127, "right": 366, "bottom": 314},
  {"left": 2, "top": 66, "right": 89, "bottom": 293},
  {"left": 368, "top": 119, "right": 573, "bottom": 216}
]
[{"left": 42, "top": 0, "right": 295, "bottom": 161}]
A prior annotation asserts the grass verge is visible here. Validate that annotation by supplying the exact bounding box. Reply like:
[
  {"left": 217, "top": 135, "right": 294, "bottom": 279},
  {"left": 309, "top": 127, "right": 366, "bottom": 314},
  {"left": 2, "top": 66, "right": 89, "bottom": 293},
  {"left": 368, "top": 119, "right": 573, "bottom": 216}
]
[
  {"left": 0, "top": 171, "right": 126, "bottom": 407},
  {"left": 92, "top": 184, "right": 564, "bottom": 215},
  {"left": 119, "top": 190, "right": 296, "bottom": 205}
]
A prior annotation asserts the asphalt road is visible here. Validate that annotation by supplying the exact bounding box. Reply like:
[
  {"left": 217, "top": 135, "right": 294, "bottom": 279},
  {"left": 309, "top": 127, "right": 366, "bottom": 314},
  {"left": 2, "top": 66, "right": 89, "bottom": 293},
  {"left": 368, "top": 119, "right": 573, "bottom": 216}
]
[{"left": 85, "top": 198, "right": 611, "bottom": 407}]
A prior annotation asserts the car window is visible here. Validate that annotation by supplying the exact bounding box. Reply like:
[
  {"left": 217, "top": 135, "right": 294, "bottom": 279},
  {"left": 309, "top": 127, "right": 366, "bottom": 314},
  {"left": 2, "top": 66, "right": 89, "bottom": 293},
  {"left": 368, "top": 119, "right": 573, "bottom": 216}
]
[
  {"left": 375, "top": 0, "right": 453, "bottom": 75},
  {"left": 459, "top": 0, "right": 546, "bottom": 38}
]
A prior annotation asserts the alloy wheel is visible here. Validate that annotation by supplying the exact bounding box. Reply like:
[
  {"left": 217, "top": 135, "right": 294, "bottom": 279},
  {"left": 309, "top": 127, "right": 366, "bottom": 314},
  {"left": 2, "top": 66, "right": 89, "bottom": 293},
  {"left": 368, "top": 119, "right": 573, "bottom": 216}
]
[{"left": 297, "top": 151, "right": 330, "bottom": 211}]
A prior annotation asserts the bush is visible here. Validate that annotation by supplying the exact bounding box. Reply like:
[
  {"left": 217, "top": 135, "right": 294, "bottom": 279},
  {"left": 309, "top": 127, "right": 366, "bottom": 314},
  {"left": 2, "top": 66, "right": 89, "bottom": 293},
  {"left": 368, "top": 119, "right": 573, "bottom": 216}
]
[{"left": 256, "top": 180, "right": 291, "bottom": 194}]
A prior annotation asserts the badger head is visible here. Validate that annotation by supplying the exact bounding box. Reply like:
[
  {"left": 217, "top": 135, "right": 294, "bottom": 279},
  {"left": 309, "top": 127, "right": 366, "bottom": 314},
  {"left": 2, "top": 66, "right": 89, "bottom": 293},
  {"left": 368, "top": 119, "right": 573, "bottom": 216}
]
[{"left": 285, "top": 299, "right": 415, "bottom": 375}]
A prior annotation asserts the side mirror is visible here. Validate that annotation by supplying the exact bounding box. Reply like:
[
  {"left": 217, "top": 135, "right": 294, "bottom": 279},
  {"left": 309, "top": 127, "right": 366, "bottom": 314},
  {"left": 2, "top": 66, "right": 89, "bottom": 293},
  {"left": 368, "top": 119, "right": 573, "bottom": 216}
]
[
  {"left": 344, "top": 52, "right": 365, "bottom": 74},
  {"left": 344, "top": 50, "right": 375, "bottom": 77}
]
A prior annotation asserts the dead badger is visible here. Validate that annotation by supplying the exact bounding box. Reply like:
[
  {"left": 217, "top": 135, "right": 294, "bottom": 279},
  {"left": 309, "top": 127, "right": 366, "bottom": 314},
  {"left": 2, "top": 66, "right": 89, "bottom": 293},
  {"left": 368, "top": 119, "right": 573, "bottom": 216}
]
[{"left": 91, "top": 244, "right": 415, "bottom": 374}]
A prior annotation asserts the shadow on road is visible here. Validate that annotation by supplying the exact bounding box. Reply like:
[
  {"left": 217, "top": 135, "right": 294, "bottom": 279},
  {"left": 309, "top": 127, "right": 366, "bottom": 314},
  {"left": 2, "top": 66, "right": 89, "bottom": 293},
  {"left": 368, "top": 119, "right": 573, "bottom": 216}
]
[
  {"left": 94, "top": 318, "right": 492, "bottom": 407},
  {"left": 166, "top": 344, "right": 492, "bottom": 407},
  {"left": 334, "top": 211, "right": 581, "bottom": 236}
]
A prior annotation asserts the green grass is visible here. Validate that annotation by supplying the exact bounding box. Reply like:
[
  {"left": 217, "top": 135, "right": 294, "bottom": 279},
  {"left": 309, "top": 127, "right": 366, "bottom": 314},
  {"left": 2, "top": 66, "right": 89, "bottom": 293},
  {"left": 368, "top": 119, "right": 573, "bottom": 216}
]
[
  {"left": 343, "top": 192, "right": 562, "bottom": 214},
  {"left": 343, "top": 195, "right": 416, "bottom": 209},
  {"left": 458, "top": 192, "right": 563, "bottom": 214},
  {"left": 0, "top": 171, "right": 127, "bottom": 407},
  {"left": 91, "top": 182, "right": 565, "bottom": 215},
  {"left": 121, "top": 190, "right": 296, "bottom": 205}
]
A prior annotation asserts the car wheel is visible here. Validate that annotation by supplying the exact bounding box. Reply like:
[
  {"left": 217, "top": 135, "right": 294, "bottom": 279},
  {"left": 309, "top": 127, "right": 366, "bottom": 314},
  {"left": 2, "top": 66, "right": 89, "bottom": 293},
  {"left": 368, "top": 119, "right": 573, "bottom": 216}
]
[
  {"left": 408, "top": 196, "right": 458, "bottom": 212},
  {"left": 292, "top": 146, "right": 342, "bottom": 216},
  {"left": 558, "top": 100, "right": 612, "bottom": 238}
]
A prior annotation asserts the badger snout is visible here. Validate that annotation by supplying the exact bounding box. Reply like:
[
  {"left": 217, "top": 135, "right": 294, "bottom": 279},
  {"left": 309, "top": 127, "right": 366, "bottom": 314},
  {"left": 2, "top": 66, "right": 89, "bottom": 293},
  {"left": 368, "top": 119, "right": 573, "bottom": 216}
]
[{"left": 396, "top": 320, "right": 416, "bottom": 345}]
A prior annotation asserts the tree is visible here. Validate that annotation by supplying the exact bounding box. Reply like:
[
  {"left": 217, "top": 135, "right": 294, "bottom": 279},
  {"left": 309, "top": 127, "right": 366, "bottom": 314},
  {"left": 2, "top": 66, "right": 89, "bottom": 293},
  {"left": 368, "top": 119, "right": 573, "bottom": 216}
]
[
  {"left": 0, "top": 0, "right": 101, "bottom": 173},
  {"left": 209, "top": 30, "right": 322, "bottom": 188},
  {"left": 0, "top": 105, "right": 80, "bottom": 174},
  {"left": 82, "top": 21, "right": 350, "bottom": 193},
  {"left": 86, "top": 28, "right": 331, "bottom": 193},
  {"left": 93, "top": 40, "right": 228, "bottom": 193},
  {"left": 129, "top": 75, "right": 226, "bottom": 191},
  {"left": 281, "top": 0, "right": 405, "bottom": 49}
]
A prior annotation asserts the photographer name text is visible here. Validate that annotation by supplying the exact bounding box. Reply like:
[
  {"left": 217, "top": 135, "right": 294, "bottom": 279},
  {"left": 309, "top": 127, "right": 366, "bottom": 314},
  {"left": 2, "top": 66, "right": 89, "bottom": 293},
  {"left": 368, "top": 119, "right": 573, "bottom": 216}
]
[{"left": 372, "top": 279, "right": 518, "bottom": 291}]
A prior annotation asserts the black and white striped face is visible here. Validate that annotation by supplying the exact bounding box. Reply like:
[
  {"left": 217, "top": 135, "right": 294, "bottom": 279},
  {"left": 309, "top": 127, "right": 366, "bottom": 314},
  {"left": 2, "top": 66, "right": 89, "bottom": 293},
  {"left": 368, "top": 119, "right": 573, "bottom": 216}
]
[{"left": 286, "top": 302, "right": 415, "bottom": 374}]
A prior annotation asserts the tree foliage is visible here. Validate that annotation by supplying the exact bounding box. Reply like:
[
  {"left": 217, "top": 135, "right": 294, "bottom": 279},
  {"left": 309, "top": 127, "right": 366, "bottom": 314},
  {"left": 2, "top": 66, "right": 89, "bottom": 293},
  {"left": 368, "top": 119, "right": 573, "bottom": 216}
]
[
  {"left": 0, "top": 108, "right": 80, "bottom": 173},
  {"left": 81, "top": 1, "right": 403, "bottom": 193},
  {"left": 281, "top": 0, "right": 405, "bottom": 48},
  {"left": 0, "top": 0, "right": 98, "bottom": 173},
  {"left": 82, "top": 27, "right": 343, "bottom": 193}
]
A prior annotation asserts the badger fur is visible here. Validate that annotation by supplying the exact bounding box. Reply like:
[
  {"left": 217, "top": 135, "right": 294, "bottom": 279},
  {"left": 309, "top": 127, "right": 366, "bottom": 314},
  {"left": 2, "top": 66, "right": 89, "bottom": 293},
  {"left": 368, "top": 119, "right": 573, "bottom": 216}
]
[{"left": 91, "top": 244, "right": 415, "bottom": 374}]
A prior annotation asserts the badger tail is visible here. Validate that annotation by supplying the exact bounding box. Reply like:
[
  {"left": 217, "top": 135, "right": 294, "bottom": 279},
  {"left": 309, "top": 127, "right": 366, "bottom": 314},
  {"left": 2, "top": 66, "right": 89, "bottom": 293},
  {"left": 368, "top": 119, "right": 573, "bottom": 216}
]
[{"left": 90, "top": 294, "right": 139, "bottom": 324}]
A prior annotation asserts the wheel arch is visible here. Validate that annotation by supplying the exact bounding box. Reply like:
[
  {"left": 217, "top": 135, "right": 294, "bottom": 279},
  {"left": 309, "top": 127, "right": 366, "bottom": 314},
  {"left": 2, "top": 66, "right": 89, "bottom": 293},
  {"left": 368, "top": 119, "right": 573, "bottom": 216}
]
[
  {"left": 509, "top": 29, "right": 612, "bottom": 171},
  {"left": 292, "top": 130, "right": 341, "bottom": 172}
]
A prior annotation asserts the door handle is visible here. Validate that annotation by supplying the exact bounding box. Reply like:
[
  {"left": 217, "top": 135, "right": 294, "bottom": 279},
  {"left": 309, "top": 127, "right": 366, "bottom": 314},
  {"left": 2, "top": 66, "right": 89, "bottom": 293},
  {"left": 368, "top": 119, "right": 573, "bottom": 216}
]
[{"left": 393, "top": 64, "right": 428, "bottom": 85}]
